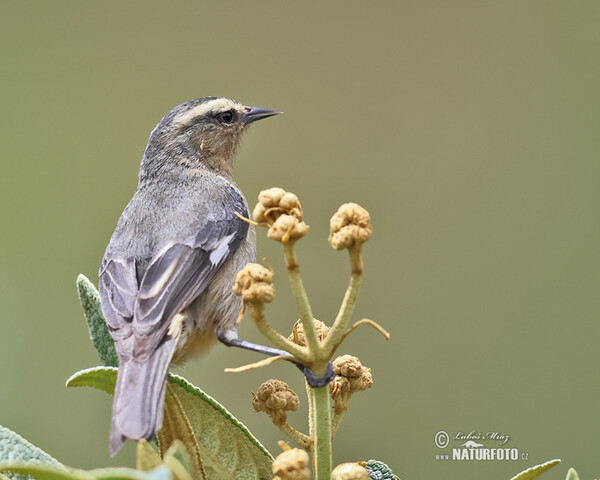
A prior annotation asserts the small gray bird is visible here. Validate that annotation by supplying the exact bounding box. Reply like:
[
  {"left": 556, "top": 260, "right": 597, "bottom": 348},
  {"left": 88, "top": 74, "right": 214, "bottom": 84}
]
[{"left": 98, "top": 97, "right": 280, "bottom": 455}]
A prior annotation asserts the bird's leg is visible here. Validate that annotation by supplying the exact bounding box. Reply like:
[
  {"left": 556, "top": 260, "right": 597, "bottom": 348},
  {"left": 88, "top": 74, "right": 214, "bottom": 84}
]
[
  {"left": 219, "top": 333, "right": 293, "bottom": 358},
  {"left": 217, "top": 331, "right": 335, "bottom": 388}
]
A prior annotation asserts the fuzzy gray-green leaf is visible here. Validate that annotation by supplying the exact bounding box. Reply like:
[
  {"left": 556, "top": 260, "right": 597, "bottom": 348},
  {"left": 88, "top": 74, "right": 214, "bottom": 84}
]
[
  {"left": 167, "top": 374, "right": 273, "bottom": 480},
  {"left": 77, "top": 274, "right": 118, "bottom": 367},
  {"left": 66, "top": 367, "right": 273, "bottom": 480},
  {"left": 0, "top": 426, "right": 63, "bottom": 467},
  {"left": 0, "top": 464, "right": 172, "bottom": 480},
  {"left": 565, "top": 468, "right": 580, "bottom": 480},
  {"left": 0, "top": 464, "right": 75, "bottom": 480},
  {"left": 510, "top": 459, "right": 561, "bottom": 480},
  {"left": 0, "top": 425, "right": 66, "bottom": 480},
  {"left": 66, "top": 367, "right": 117, "bottom": 394},
  {"left": 364, "top": 460, "right": 399, "bottom": 480}
]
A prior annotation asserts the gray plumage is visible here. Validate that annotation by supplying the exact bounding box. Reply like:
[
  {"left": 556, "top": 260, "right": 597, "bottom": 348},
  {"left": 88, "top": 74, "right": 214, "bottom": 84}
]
[{"left": 98, "top": 97, "right": 279, "bottom": 455}]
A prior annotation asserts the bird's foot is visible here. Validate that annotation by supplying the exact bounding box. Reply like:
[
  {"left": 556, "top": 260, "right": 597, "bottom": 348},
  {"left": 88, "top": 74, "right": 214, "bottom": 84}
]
[
  {"left": 298, "top": 361, "right": 335, "bottom": 388},
  {"left": 217, "top": 332, "right": 335, "bottom": 387}
]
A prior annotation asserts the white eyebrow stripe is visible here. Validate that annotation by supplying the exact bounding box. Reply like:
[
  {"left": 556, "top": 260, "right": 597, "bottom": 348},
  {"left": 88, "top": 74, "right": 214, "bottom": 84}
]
[{"left": 175, "top": 98, "right": 242, "bottom": 127}]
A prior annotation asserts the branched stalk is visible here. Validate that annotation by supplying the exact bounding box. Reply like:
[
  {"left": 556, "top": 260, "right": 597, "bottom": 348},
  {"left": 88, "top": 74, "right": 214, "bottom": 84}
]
[
  {"left": 282, "top": 242, "right": 320, "bottom": 357},
  {"left": 276, "top": 422, "right": 313, "bottom": 451},
  {"left": 249, "top": 303, "right": 311, "bottom": 362},
  {"left": 321, "top": 246, "right": 363, "bottom": 356},
  {"left": 330, "top": 411, "right": 345, "bottom": 438},
  {"left": 236, "top": 192, "right": 378, "bottom": 480},
  {"left": 283, "top": 241, "right": 331, "bottom": 478},
  {"left": 331, "top": 319, "right": 390, "bottom": 357}
]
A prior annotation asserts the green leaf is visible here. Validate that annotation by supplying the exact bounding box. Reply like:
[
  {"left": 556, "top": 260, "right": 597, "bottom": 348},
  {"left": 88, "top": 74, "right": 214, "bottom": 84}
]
[
  {"left": 0, "top": 425, "right": 66, "bottom": 480},
  {"left": 167, "top": 373, "right": 273, "bottom": 480},
  {"left": 76, "top": 274, "right": 118, "bottom": 367},
  {"left": 136, "top": 440, "right": 197, "bottom": 480},
  {"left": 90, "top": 467, "right": 171, "bottom": 480},
  {"left": 140, "top": 467, "right": 172, "bottom": 480},
  {"left": 363, "top": 460, "right": 399, "bottom": 480},
  {"left": 66, "top": 367, "right": 273, "bottom": 480},
  {"left": 0, "top": 426, "right": 172, "bottom": 480},
  {"left": 565, "top": 468, "right": 580, "bottom": 480},
  {"left": 0, "top": 464, "right": 77, "bottom": 480},
  {"left": 510, "top": 459, "right": 561, "bottom": 480},
  {"left": 0, "top": 465, "right": 172, "bottom": 480},
  {"left": 157, "top": 387, "right": 204, "bottom": 480},
  {"left": 161, "top": 443, "right": 194, "bottom": 480},
  {"left": 66, "top": 367, "right": 116, "bottom": 394},
  {"left": 136, "top": 441, "right": 163, "bottom": 473},
  {"left": 0, "top": 426, "right": 63, "bottom": 467}
]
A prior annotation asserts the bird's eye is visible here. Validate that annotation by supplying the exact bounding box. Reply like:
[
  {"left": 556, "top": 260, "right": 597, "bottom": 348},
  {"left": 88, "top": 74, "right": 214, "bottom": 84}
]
[{"left": 217, "top": 110, "right": 235, "bottom": 124}]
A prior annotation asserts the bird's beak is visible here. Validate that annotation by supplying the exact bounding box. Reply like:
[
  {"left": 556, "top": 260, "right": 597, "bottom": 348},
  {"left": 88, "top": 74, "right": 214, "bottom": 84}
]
[{"left": 242, "top": 106, "right": 282, "bottom": 125}]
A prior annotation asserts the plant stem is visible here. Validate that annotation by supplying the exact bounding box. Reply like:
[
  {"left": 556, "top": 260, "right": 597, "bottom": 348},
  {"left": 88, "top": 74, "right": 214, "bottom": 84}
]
[
  {"left": 276, "top": 422, "right": 313, "bottom": 451},
  {"left": 249, "top": 303, "right": 310, "bottom": 362},
  {"left": 282, "top": 242, "right": 320, "bottom": 357},
  {"left": 306, "top": 379, "right": 315, "bottom": 441},
  {"left": 331, "top": 411, "right": 346, "bottom": 439},
  {"left": 312, "top": 385, "right": 332, "bottom": 480},
  {"left": 321, "top": 247, "right": 363, "bottom": 355},
  {"left": 330, "top": 318, "right": 390, "bottom": 357}
]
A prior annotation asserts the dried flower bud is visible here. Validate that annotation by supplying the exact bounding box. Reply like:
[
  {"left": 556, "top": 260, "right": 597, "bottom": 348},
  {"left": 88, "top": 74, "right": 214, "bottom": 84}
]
[
  {"left": 252, "top": 188, "right": 309, "bottom": 243},
  {"left": 252, "top": 379, "right": 299, "bottom": 425},
  {"left": 332, "top": 463, "right": 370, "bottom": 480},
  {"left": 329, "top": 203, "right": 372, "bottom": 250},
  {"left": 272, "top": 448, "right": 310, "bottom": 480},
  {"left": 333, "top": 355, "right": 373, "bottom": 390},
  {"left": 288, "top": 319, "right": 330, "bottom": 346},
  {"left": 267, "top": 214, "right": 309, "bottom": 243},
  {"left": 330, "top": 355, "right": 373, "bottom": 414},
  {"left": 333, "top": 355, "right": 363, "bottom": 378},
  {"left": 233, "top": 264, "right": 275, "bottom": 303},
  {"left": 253, "top": 188, "right": 304, "bottom": 225}
]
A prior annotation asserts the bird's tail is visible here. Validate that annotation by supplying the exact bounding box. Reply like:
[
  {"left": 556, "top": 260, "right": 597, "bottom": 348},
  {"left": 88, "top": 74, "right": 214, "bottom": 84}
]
[{"left": 110, "top": 340, "right": 177, "bottom": 456}]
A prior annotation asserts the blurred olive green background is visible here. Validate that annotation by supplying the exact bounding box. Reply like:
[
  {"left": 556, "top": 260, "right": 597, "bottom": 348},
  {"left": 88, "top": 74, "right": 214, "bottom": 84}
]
[{"left": 1, "top": 2, "right": 599, "bottom": 479}]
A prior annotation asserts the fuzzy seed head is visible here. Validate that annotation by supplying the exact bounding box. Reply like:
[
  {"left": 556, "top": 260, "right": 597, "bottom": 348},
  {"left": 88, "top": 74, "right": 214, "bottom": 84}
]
[
  {"left": 330, "top": 355, "right": 373, "bottom": 414},
  {"left": 332, "top": 463, "right": 370, "bottom": 480},
  {"left": 289, "top": 319, "right": 330, "bottom": 346},
  {"left": 267, "top": 214, "right": 309, "bottom": 243},
  {"left": 252, "top": 379, "right": 299, "bottom": 425},
  {"left": 254, "top": 188, "right": 304, "bottom": 224},
  {"left": 253, "top": 188, "right": 309, "bottom": 243},
  {"left": 272, "top": 448, "right": 310, "bottom": 480},
  {"left": 233, "top": 263, "right": 275, "bottom": 303},
  {"left": 329, "top": 203, "right": 372, "bottom": 250}
]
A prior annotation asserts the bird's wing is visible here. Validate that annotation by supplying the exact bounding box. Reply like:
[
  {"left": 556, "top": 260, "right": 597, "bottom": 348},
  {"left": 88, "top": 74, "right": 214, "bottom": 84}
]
[
  {"left": 132, "top": 212, "right": 248, "bottom": 359},
  {"left": 99, "top": 189, "right": 250, "bottom": 361},
  {"left": 99, "top": 256, "right": 139, "bottom": 343}
]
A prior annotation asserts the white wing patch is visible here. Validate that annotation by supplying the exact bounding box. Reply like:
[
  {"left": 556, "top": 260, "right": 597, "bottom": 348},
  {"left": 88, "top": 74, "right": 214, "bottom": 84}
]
[{"left": 210, "top": 233, "right": 235, "bottom": 265}]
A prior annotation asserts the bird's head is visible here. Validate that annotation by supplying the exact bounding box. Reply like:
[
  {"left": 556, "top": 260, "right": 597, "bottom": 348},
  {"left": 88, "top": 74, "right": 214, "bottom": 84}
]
[{"left": 142, "top": 97, "right": 280, "bottom": 177}]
